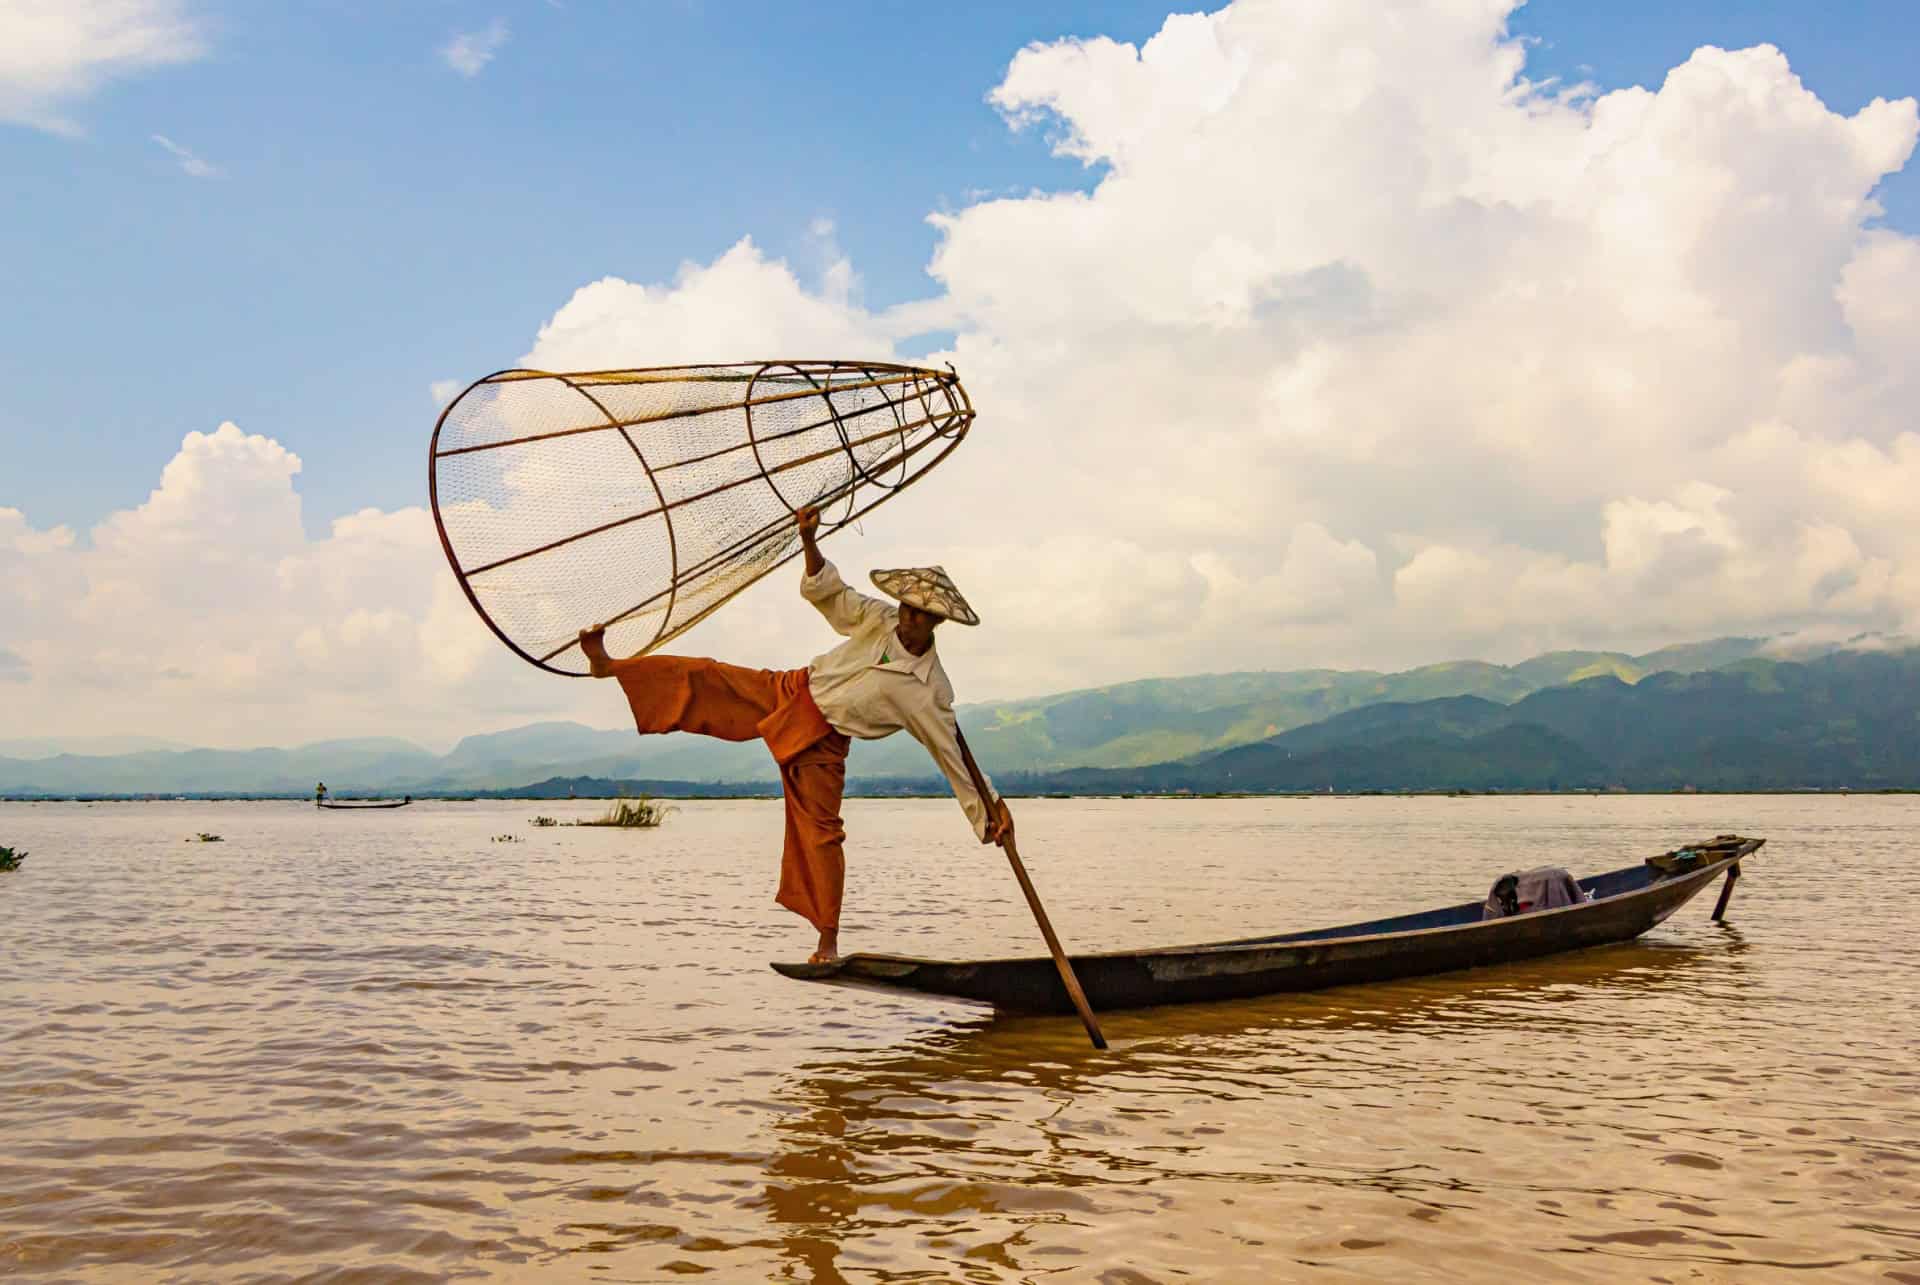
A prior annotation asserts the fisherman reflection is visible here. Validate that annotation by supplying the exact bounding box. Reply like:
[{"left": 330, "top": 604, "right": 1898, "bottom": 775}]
[
  {"left": 756, "top": 936, "right": 1754, "bottom": 1278},
  {"left": 761, "top": 1024, "right": 1072, "bottom": 1284}
]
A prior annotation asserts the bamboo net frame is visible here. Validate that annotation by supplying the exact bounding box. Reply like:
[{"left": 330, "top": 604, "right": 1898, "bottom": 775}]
[{"left": 428, "top": 360, "right": 975, "bottom": 676}]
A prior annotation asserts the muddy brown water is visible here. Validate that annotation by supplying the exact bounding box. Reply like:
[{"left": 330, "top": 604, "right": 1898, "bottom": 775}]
[{"left": 2, "top": 795, "right": 1916, "bottom": 1282}]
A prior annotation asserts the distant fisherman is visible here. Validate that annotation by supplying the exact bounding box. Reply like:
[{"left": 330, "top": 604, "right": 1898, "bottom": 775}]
[
  {"left": 315, "top": 781, "right": 327, "bottom": 807},
  {"left": 578, "top": 505, "right": 1010, "bottom": 963}
]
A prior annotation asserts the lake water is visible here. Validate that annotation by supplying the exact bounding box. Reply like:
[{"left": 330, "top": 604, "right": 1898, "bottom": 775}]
[{"left": 2, "top": 795, "right": 1916, "bottom": 1282}]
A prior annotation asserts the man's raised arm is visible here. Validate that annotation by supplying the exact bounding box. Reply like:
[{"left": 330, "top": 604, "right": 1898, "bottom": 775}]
[
  {"left": 795, "top": 505, "right": 885, "bottom": 636},
  {"left": 797, "top": 505, "right": 827, "bottom": 578}
]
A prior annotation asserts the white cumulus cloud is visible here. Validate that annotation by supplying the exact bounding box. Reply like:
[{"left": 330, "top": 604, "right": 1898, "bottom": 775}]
[
  {"left": 0, "top": 0, "right": 204, "bottom": 134},
  {"left": 441, "top": 18, "right": 509, "bottom": 78},
  {"left": 523, "top": 237, "right": 893, "bottom": 371},
  {"left": 0, "top": 425, "right": 583, "bottom": 746},
  {"left": 904, "top": 4, "right": 1920, "bottom": 672}
]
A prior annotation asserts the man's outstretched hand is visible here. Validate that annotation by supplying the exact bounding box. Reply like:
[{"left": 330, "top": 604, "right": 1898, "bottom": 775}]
[{"left": 984, "top": 797, "right": 1015, "bottom": 848}]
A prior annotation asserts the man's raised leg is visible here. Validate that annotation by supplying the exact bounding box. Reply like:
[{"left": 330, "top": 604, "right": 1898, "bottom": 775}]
[
  {"left": 579, "top": 628, "right": 779, "bottom": 744},
  {"left": 579, "top": 625, "right": 617, "bottom": 677},
  {"left": 610, "top": 655, "right": 783, "bottom": 742},
  {"left": 579, "top": 629, "right": 843, "bottom": 960}
]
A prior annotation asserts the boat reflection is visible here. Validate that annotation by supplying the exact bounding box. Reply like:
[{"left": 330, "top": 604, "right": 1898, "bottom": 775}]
[{"left": 758, "top": 931, "right": 1751, "bottom": 1283}]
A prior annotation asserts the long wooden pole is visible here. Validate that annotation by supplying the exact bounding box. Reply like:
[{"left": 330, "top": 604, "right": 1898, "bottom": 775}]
[{"left": 954, "top": 730, "right": 1107, "bottom": 1049}]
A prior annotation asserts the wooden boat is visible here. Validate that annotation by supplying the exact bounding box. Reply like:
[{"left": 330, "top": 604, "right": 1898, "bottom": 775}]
[
  {"left": 772, "top": 835, "right": 1762, "bottom": 1014},
  {"left": 316, "top": 797, "right": 413, "bottom": 810}
]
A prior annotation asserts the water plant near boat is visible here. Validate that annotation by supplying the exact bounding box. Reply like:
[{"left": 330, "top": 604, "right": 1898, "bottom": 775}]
[{"left": 0, "top": 845, "right": 25, "bottom": 871}]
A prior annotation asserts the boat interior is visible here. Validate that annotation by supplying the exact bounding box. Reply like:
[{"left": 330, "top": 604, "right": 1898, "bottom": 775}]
[{"left": 1213, "top": 859, "right": 1716, "bottom": 950}]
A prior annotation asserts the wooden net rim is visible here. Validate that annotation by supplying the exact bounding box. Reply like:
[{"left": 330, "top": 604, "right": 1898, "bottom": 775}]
[{"left": 427, "top": 360, "right": 974, "bottom": 676}]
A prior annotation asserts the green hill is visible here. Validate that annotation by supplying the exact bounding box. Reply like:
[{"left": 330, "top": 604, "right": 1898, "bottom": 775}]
[
  {"left": 875, "top": 636, "right": 1772, "bottom": 778},
  {"left": 1028, "top": 648, "right": 1920, "bottom": 794},
  {"left": 6, "top": 633, "right": 1879, "bottom": 797}
]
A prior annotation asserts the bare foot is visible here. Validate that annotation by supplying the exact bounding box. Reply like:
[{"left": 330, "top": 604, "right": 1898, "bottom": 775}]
[
  {"left": 578, "top": 624, "right": 614, "bottom": 677},
  {"left": 808, "top": 928, "right": 839, "bottom": 964}
]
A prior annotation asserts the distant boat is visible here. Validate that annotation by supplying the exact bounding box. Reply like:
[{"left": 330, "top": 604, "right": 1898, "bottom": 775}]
[
  {"left": 316, "top": 796, "right": 412, "bottom": 810},
  {"left": 774, "top": 835, "right": 1762, "bottom": 1014}
]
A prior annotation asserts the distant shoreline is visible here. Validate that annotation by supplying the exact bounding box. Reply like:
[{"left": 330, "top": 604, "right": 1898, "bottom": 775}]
[{"left": 6, "top": 788, "right": 1915, "bottom": 803}]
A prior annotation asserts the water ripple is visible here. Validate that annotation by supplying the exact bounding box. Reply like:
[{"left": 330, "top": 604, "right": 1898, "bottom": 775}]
[{"left": 2, "top": 796, "right": 1917, "bottom": 1280}]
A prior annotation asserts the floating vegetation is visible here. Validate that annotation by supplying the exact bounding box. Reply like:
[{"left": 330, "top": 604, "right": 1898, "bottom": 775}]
[
  {"left": 575, "top": 797, "right": 671, "bottom": 829},
  {"left": 0, "top": 845, "right": 25, "bottom": 871},
  {"left": 491, "top": 834, "right": 522, "bottom": 843},
  {"left": 528, "top": 816, "right": 559, "bottom": 828},
  {"left": 185, "top": 833, "right": 223, "bottom": 843}
]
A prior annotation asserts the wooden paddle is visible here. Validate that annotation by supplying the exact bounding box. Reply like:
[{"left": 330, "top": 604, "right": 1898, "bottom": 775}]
[
  {"left": 955, "top": 730, "right": 1108, "bottom": 1050},
  {"left": 1711, "top": 861, "right": 1741, "bottom": 921}
]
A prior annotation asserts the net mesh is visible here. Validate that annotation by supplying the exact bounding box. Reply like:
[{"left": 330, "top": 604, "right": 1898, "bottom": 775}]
[{"left": 429, "top": 361, "right": 974, "bottom": 674}]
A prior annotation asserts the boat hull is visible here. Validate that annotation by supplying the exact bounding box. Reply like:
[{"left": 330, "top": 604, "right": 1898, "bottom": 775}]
[{"left": 773, "top": 844, "right": 1756, "bottom": 1014}]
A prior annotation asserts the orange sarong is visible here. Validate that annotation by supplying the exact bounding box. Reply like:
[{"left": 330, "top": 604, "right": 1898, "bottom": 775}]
[{"left": 611, "top": 656, "right": 850, "bottom": 932}]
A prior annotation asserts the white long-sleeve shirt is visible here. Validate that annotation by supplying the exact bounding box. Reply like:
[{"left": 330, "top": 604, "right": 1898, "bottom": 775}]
[{"left": 801, "top": 559, "right": 993, "bottom": 840}]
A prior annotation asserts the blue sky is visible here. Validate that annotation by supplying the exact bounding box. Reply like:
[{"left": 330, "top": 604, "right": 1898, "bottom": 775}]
[
  {"left": 7, "top": 0, "right": 1920, "bottom": 745},
  {"left": 3, "top": 1, "right": 1915, "bottom": 538}
]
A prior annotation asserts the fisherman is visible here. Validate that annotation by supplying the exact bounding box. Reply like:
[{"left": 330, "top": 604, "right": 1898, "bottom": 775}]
[
  {"left": 578, "top": 505, "right": 1011, "bottom": 963},
  {"left": 315, "top": 781, "right": 327, "bottom": 806}
]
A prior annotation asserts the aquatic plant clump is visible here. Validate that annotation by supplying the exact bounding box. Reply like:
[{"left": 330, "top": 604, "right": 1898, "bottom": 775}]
[
  {"left": 0, "top": 845, "right": 26, "bottom": 871},
  {"left": 576, "top": 798, "right": 671, "bottom": 829},
  {"left": 528, "top": 816, "right": 559, "bottom": 827}
]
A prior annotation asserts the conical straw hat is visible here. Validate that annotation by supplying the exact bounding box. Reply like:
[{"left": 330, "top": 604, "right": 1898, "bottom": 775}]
[{"left": 869, "top": 565, "right": 979, "bottom": 626}]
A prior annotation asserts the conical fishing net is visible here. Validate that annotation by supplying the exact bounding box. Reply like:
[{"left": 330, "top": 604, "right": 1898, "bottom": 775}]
[{"left": 429, "top": 361, "right": 974, "bottom": 675}]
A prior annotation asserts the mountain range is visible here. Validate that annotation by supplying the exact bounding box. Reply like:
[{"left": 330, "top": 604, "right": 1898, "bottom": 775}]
[
  {"left": 1028, "top": 647, "right": 1920, "bottom": 794},
  {"left": 3, "top": 635, "right": 1912, "bottom": 796}
]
